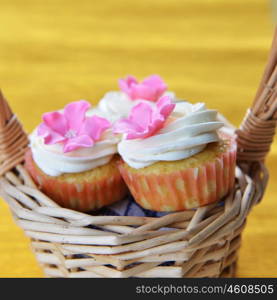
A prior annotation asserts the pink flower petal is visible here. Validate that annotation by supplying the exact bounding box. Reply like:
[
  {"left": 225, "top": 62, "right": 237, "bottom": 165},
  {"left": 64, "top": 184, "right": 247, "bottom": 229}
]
[
  {"left": 129, "top": 102, "right": 153, "bottom": 128},
  {"left": 118, "top": 75, "right": 137, "bottom": 96},
  {"left": 118, "top": 74, "right": 167, "bottom": 101},
  {"left": 142, "top": 75, "right": 166, "bottom": 85},
  {"left": 37, "top": 123, "right": 66, "bottom": 145},
  {"left": 147, "top": 119, "right": 164, "bottom": 136},
  {"left": 42, "top": 111, "right": 68, "bottom": 136},
  {"left": 37, "top": 100, "right": 111, "bottom": 153},
  {"left": 156, "top": 95, "right": 176, "bottom": 118},
  {"left": 113, "top": 96, "right": 175, "bottom": 140},
  {"left": 142, "top": 75, "right": 167, "bottom": 100},
  {"left": 63, "top": 135, "right": 94, "bottom": 153},
  {"left": 64, "top": 100, "right": 91, "bottom": 132},
  {"left": 113, "top": 118, "right": 144, "bottom": 136},
  {"left": 131, "top": 84, "right": 157, "bottom": 101},
  {"left": 80, "top": 115, "right": 111, "bottom": 141}
]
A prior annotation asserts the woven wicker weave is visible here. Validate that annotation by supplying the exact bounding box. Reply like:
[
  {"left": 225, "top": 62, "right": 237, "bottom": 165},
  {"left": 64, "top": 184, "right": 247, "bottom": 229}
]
[{"left": 0, "top": 29, "right": 276, "bottom": 278}]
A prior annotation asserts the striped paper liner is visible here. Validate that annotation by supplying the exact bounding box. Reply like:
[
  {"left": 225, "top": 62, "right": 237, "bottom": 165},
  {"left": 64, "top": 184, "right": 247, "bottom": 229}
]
[
  {"left": 24, "top": 150, "right": 128, "bottom": 212},
  {"left": 118, "top": 138, "right": 237, "bottom": 212}
]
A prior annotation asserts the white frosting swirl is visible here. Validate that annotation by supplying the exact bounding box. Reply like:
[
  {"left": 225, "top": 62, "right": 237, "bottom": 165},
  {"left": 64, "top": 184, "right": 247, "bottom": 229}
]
[
  {"left": 87, "top": 91, "right": 177, "bottom": 123},
  {"left": 117, "top": 102, "right": 224, "bottom": 169},
  {"left": 30, "top": 129, "right": 119, "bottom": 176}
]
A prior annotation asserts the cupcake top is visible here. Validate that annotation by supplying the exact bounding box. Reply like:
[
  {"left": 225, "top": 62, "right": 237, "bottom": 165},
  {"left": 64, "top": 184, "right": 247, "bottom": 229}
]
[
  {"left": 113, "top": 96, "right": 224, "bottom": 169},
  {"left": 88, "top": 75, "right": 177, "bottom": 123},
  {"left": 30, "top": 100, "right": 119, "bottom": 176}
]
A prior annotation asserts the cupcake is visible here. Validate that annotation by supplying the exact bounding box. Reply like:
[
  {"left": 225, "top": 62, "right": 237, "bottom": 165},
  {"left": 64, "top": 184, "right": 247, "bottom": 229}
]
[
  {"left": 113, "top": 96, "right": 237, "bottom": 212},
  {"left": 88, "top": 75, "right": 178, "bottom": 123},
  {"left": 25, "top": 100, "right": 128, "bottom": 212}
]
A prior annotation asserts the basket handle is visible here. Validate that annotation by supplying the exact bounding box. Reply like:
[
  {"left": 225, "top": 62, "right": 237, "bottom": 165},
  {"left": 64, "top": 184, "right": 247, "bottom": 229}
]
[
  {"left": 236, "top": 26, "right": 277, "bottom": 163},
  {"left": 0, "top": 90, "right": 29, "bottom": 176}
]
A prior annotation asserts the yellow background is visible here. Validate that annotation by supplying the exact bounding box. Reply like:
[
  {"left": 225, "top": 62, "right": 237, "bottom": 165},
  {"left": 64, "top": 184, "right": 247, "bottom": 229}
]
[{"left": 0, "top": 0, "right": 276, "bottom": 277}]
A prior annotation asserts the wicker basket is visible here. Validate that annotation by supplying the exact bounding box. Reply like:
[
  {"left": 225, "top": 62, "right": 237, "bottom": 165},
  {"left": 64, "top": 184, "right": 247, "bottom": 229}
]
[{"left": 0, "top": 30, "right": 276, "bottom": 279}]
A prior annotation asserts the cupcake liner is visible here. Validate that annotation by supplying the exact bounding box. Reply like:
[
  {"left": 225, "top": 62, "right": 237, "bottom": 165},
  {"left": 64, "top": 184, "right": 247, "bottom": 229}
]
[
  {"left": 118, "top": 138, "right": 237, "bottom": 212},
  {"left": 25, "top": 150, "right": 128, "bottom": 212}
]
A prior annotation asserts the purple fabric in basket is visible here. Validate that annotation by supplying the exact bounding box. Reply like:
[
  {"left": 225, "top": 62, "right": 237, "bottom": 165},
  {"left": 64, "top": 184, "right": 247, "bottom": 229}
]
[
  {"left": 97, "top": 194, "right": 224, "bottom": 217},
  {"left": 97, "top": 194, "right": 169, "bottom": 218}
]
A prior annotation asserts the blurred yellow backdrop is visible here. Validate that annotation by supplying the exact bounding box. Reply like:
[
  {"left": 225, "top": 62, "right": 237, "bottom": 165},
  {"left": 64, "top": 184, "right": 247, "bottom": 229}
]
[{"left": 0, "top": 0, "right": 276, "bottom": 277}]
